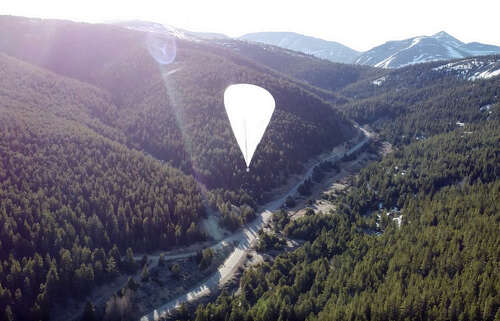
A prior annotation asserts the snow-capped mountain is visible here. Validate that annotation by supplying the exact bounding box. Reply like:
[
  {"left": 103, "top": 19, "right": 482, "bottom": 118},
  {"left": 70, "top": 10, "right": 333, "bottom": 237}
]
[
  {"left": 239, "top": 32, "right": 360, "bottom": 64},
  {"left": 113, "top": 20, "right": 228, "bottom": 41},
  {"left": 114, "top": 22, "right": 500, "bottom": 71},
  {"left": 114, "top": 20, "right": 191, "bottom": 39},
  {"left": 355, "top": 31, "right": 500, "bottom": 68}
]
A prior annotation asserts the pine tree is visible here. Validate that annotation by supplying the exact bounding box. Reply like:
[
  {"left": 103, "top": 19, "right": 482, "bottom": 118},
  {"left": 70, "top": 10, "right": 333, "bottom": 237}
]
[{"left": 141, "top": 265, "right": 149, "bottom": 282}]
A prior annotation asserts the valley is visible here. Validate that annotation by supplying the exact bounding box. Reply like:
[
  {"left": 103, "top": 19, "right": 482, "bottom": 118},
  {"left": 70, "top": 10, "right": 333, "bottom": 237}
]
[
  {"left": 138, "top": 127, "right": 373, "bottom": 321},
  {"left": 0, "top": 13, "right": 498, "bottom": 321},
  {"left": 53, "top": 126, "right": 373, "bottom": 321}
]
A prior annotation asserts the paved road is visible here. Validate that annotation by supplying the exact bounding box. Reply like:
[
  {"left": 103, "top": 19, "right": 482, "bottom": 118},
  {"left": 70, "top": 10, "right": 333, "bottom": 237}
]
[{"left": 139, "top": 127, "right": 371, "bottom": 321}]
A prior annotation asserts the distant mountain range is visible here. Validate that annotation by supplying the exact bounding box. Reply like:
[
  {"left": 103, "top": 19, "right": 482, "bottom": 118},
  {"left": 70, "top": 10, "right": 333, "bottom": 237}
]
[
  {"left": 240, "top": 31, "right": 500, "bottom": 68},
  {"left": 239, "top": 32, "right": 360, "bottom": 64},
  {"left": 355, "top": 31, "right": 500, "bottom": 68},
  {"left": 114, "top": 21, "right": 500, "bottom": 69}
]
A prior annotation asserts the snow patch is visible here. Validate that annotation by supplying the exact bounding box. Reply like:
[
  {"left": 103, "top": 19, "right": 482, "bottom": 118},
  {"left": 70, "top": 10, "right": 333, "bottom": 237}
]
[
  {"left": 409, "top": 37, "right": 423, "bottom": 49},
  {"left": 469, "top": 68, "right": 500, "bottom": 80},
  {"left": 375, "top": 55, "right": 396, "bottom": 68},
  {"left": 432, "top": 57, "right": 500, "bottom": 81},
  {"left": 480, "top": 104, "right": 492, "bottom": 112},
  {"left": 372, "top": 76, "right": 386, "bottom": 86}
]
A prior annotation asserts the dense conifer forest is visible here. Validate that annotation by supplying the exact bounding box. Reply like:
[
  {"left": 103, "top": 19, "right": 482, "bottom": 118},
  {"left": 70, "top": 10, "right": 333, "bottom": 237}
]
[
  {"left": 336, "top": 57, "right": 500, "bottom": 144},
  {"left": 0, "top": 53, "right": 207, "bottom": 319},
  {"left": 212, "top": 39, "right": 380, "bottom": 94},
  {"left": 189, "top": 119, "right": 500, "bottom": 321},
  {"left": 0, "top": 16, "right": 358, "bottom": 320},
  {"left": 184, "top": 48, "right": 500, "bottom": 321},
  {"left": 0, "top": 16, "right": 356, "bottom": 200},
  {"left": 0, "top": 15, "right": 499, "bottom": 321}
]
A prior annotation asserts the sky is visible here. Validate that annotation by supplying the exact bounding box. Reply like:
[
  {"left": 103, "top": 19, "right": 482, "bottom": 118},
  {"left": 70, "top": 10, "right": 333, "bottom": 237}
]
[{"left": 2, "top": 0, "right": 499, "bottom": 52}]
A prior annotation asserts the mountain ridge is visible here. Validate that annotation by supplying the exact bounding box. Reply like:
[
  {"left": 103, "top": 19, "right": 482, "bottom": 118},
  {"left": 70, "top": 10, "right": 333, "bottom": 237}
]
[
  {"left": 355, "top": 30, "right": 500, "bottom": 68},
  {"left": 239, "top": 31, "right": 360, "bottom": 64},
  {"left": 238, "top": 29, "right": 500, "bottom": 69}
]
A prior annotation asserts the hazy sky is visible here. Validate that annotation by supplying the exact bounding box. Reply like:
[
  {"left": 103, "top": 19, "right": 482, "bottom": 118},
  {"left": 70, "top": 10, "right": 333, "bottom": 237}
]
[{"left": 2, "top": 0, "right": 499, "bottom": 51}]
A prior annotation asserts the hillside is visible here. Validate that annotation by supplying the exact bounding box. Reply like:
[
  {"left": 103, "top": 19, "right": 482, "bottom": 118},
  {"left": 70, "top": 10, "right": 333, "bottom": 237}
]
[
  {"left": 337, "top": 55, "right": 500, "bottom": 145},
  {"left": 0, "top": 53, "right": 206, "bottom": 320},
  {"left": 192, "top": 121, "right": 500, "bottom": 321},
  {"left": 182, "top": 52, "right": 500, "bottom": 321},
  {"left": 189, "top": 75, "right": 500, "bottom": 321},
  {"left": 114, "top": 21, "right": 380, "bottom": 96},
  {"left": 213, "top": 38, "right": 380, "bottom": 95},
  {"left": 0, "top": 15, "right": 357, "bottom": 201},
  {"left": 0, "top": 16, "right": 362, "bottom": 320}
]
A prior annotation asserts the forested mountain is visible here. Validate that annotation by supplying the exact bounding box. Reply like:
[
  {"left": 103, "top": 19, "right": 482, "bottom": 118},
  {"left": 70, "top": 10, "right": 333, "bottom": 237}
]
[
  {"left": 0, "top": 16, "right": 360, "bottom": 320},
  {"left": 189, "top": 107, "right": 500, "bottom": 321},
  {"left": 1, "top": 14, "right": 499, "bottom": 321},
  {"left": 0, "top": 15, "right": 356, "bottom": 199},
  {"left": 114, "top": 20, "right": 380, "bottom": 96},
  {"left": 213, "top": 38, "right": 379, "bottom": 95},
  {"left": 181, "top": 50, "right": 500, "bottom": 321},
  {"left": 338, "top": 55, "right": 500, "bottom": 144},
  {"left": 0, "top": 53, "right": 206, "bottom": 320}
]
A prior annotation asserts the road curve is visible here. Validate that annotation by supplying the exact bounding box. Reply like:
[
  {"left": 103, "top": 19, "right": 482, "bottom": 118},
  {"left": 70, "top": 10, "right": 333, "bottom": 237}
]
[{"left": 140, "top": 127, "right": 371, "bottom": 321}]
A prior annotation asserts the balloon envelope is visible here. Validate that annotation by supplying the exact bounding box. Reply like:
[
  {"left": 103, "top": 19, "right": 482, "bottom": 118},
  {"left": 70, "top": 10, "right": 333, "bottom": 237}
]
[{"left": 224, "top": 84, "right": 275, "bottom": 170}]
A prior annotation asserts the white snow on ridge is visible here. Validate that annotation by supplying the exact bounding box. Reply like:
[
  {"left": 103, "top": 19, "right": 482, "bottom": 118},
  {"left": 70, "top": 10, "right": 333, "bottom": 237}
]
[
  {"left": 469, "top": 68, "right": 500, "bottom": 80},
  {"left": 432, "top": 57, "right": 500, "bottom": 81},
  {"left": 123, "top": 22, "right": 199, "bottom": 41},
  {"left": 405, "top": 54, "right": 444, "bottom": 66},
  {"left": 432, "top": 60, "right": 479, "bottom": 72},
  {"left": 409, "top": 37, "right": 423, "bottom": 49},
  {"left": 375, "top": 55, "right": 396, "bottom": 68}
]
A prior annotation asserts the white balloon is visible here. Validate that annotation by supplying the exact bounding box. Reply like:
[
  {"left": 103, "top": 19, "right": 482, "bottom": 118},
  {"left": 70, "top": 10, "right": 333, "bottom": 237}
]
[{"left": 224, "top": 84, "right": 275, "bottom": 171}]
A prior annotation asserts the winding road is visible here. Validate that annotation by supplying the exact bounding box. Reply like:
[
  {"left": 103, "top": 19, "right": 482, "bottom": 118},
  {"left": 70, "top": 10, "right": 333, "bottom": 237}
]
[{"left": 139, "top": 127, "right": 371, "bottom": 321}]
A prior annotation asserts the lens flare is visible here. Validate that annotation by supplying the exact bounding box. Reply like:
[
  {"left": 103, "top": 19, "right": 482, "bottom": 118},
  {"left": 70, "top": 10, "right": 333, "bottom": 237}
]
[{"left": 147, "top": 32, "right": 177, "bottom": 65}]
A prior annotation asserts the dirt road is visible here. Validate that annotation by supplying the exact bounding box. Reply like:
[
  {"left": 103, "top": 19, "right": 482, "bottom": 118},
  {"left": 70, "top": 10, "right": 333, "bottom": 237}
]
[{"left": 139, "top": 127, "right": 372, "bottom": 321}]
